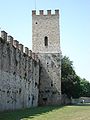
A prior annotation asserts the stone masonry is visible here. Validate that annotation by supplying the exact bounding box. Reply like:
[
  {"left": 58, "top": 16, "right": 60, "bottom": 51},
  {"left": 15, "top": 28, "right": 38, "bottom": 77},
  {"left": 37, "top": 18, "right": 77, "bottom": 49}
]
[
  {"left": 32, "top": 10, "right": 61, "bottom": 105},
  {"left": 0, "top": 9, "right": 61, "bottom": 111},
  {"left": 0, "top": 31, "right": 39, "bottom": 111}
]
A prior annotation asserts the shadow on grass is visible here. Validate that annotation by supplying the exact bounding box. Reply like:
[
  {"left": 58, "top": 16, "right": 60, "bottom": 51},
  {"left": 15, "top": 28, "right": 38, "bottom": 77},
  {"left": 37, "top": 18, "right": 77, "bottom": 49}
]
[{"left": 0, "top": 106, "right": 64, "bottom": 120}]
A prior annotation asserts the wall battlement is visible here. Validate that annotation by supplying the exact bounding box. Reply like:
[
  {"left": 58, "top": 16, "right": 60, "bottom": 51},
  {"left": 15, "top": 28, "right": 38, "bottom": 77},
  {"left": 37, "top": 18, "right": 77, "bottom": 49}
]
[
  {"left": 32, "top": 9, "right": 59, "bottom": 16},
  {"left": 0, "top": 30, "right": 40, "bottom": 111},
  {"left": 0, "top": 9, "right": 61, "bottom": 111},
  {"left": 0, "top": 31, "right": 38, "bottom": 62}
]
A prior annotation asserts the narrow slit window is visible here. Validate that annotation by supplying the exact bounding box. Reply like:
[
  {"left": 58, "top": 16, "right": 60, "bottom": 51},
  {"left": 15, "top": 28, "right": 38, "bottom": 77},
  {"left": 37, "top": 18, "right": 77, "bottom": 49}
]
[{"left": 44, "top": 36, "right": 48, "bottom": 47}]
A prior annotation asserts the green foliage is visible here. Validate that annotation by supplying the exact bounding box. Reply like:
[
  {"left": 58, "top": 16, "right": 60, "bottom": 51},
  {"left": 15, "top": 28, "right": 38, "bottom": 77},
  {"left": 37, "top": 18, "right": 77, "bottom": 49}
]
[
  {"left": 61, "top": 56, "right": 90, "bottom": 98},
  {"left": 80, "top": 78, "right": 90, "bottom": 97},
  {"left": 61, "top": 56, "right": 80, "bottom": 98}
]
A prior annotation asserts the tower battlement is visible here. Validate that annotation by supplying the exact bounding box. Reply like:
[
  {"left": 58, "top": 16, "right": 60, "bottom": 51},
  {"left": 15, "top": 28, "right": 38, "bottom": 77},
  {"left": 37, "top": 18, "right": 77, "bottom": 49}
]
[
  {"left": 32, "top": 9, "right": 61, "bottom": 105},
  {"left": 32, "top": 9, "right": 60, "bottom": 53},
  {"left": 32, "top": 9, "right": 59, "bottom": 16},
  {"left": 0, "top": 9, "right": 61, "bottom": 111}
]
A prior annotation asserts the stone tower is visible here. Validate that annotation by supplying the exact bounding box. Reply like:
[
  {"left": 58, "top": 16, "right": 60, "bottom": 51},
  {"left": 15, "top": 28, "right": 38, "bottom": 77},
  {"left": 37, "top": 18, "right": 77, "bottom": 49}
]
[{"left": 32, "top": 10, "right": 61, "bottom": 105}]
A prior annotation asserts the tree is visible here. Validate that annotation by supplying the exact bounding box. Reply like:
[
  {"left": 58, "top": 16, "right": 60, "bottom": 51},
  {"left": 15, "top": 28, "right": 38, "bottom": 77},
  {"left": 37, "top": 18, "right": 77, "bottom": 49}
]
[
  {"left": 80, "top": 78, "right": 90, "bottom": 97},
  {"left": 61, "top": 55, "right": 90, "bottom": 98},
  {"left": 61, "top": 56, "right": 81, "bottom": 98}
]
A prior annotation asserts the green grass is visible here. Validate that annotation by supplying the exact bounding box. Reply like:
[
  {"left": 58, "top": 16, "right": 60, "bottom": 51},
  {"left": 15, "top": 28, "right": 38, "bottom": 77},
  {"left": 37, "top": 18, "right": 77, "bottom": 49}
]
[{"left": 0, "top": 105, "right": 90, "bottom": 120}]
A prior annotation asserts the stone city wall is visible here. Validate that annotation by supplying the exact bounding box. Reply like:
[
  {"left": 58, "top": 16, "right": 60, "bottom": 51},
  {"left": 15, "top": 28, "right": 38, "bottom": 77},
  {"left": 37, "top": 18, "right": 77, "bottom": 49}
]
[{"left": 0, "top": 31, "right": 39, "bottom": 111}]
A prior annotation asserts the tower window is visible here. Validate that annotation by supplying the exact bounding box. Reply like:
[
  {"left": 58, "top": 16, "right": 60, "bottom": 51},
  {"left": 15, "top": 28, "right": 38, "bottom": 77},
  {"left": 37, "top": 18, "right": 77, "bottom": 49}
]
[{"left": 44, "top": 36, "right": 48, "bottom": 47}]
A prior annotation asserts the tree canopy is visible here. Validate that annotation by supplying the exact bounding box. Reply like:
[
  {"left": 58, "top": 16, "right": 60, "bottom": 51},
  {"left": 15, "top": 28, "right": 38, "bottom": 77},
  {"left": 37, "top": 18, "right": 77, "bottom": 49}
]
[{"left": 61, "top": 56, "right": 90, "bottom": 98}]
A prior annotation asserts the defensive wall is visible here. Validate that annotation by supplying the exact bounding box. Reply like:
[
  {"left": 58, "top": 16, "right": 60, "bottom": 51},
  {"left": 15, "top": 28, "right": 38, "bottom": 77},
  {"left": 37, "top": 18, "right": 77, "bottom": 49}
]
[
  {"left": 0, "top": 9, "right": 62, "bottom": 111},
  {"left": 0, "top": 31, "right": 39, "bottom": 111}
]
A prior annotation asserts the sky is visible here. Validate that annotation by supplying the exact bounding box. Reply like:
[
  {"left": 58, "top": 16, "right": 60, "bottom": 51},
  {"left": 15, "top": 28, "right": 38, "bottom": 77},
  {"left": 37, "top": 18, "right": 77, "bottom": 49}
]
[{"left": 0, "top": 0, "right": 90, "bottom": 81}]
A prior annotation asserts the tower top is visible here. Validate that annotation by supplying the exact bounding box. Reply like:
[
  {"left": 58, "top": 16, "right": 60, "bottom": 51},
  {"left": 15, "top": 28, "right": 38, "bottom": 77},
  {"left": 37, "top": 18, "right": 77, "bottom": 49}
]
[
  {"left": 32, "top": 9, "right": 60, "bottom": 53},
  {"left": 32, "top": 9, "right": 59, "bottom": 16}
]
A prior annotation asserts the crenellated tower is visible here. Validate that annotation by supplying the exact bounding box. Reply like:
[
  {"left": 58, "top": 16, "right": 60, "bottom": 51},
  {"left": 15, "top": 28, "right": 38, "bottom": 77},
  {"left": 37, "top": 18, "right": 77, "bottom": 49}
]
[{"left": 32, "top": 10, "right": 61, "bottom": 105}]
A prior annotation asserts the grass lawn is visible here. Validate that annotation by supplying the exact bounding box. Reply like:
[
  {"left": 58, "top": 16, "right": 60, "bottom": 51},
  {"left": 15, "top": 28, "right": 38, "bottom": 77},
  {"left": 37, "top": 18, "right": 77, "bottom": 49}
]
[{"left": 0, "top": 105, "right": 90, "bottom": 120}]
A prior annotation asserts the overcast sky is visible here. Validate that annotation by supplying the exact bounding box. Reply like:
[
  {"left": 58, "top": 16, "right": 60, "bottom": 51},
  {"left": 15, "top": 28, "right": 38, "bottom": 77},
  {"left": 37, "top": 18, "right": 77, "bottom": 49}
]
[{"left": 0, "top": 0, "right": 90, "bottom": 81}]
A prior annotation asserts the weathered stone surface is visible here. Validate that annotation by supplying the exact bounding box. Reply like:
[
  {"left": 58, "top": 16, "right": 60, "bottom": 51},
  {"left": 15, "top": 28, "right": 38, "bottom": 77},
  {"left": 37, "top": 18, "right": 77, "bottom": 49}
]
[
  {"left": 32, "top": 10, "right": 60, "bottom": 53},
  {"left": 0, "top": 9, "right": 61, "bottom": 111},
  {"left": 38, "top": 53, "right": 61, "bottom": 105},
  {"left": 32, "top": 10, "right": 61, "bottom": 105},
  {"left": 0, "top": 38, "right": 39, "bottom": 111}
]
